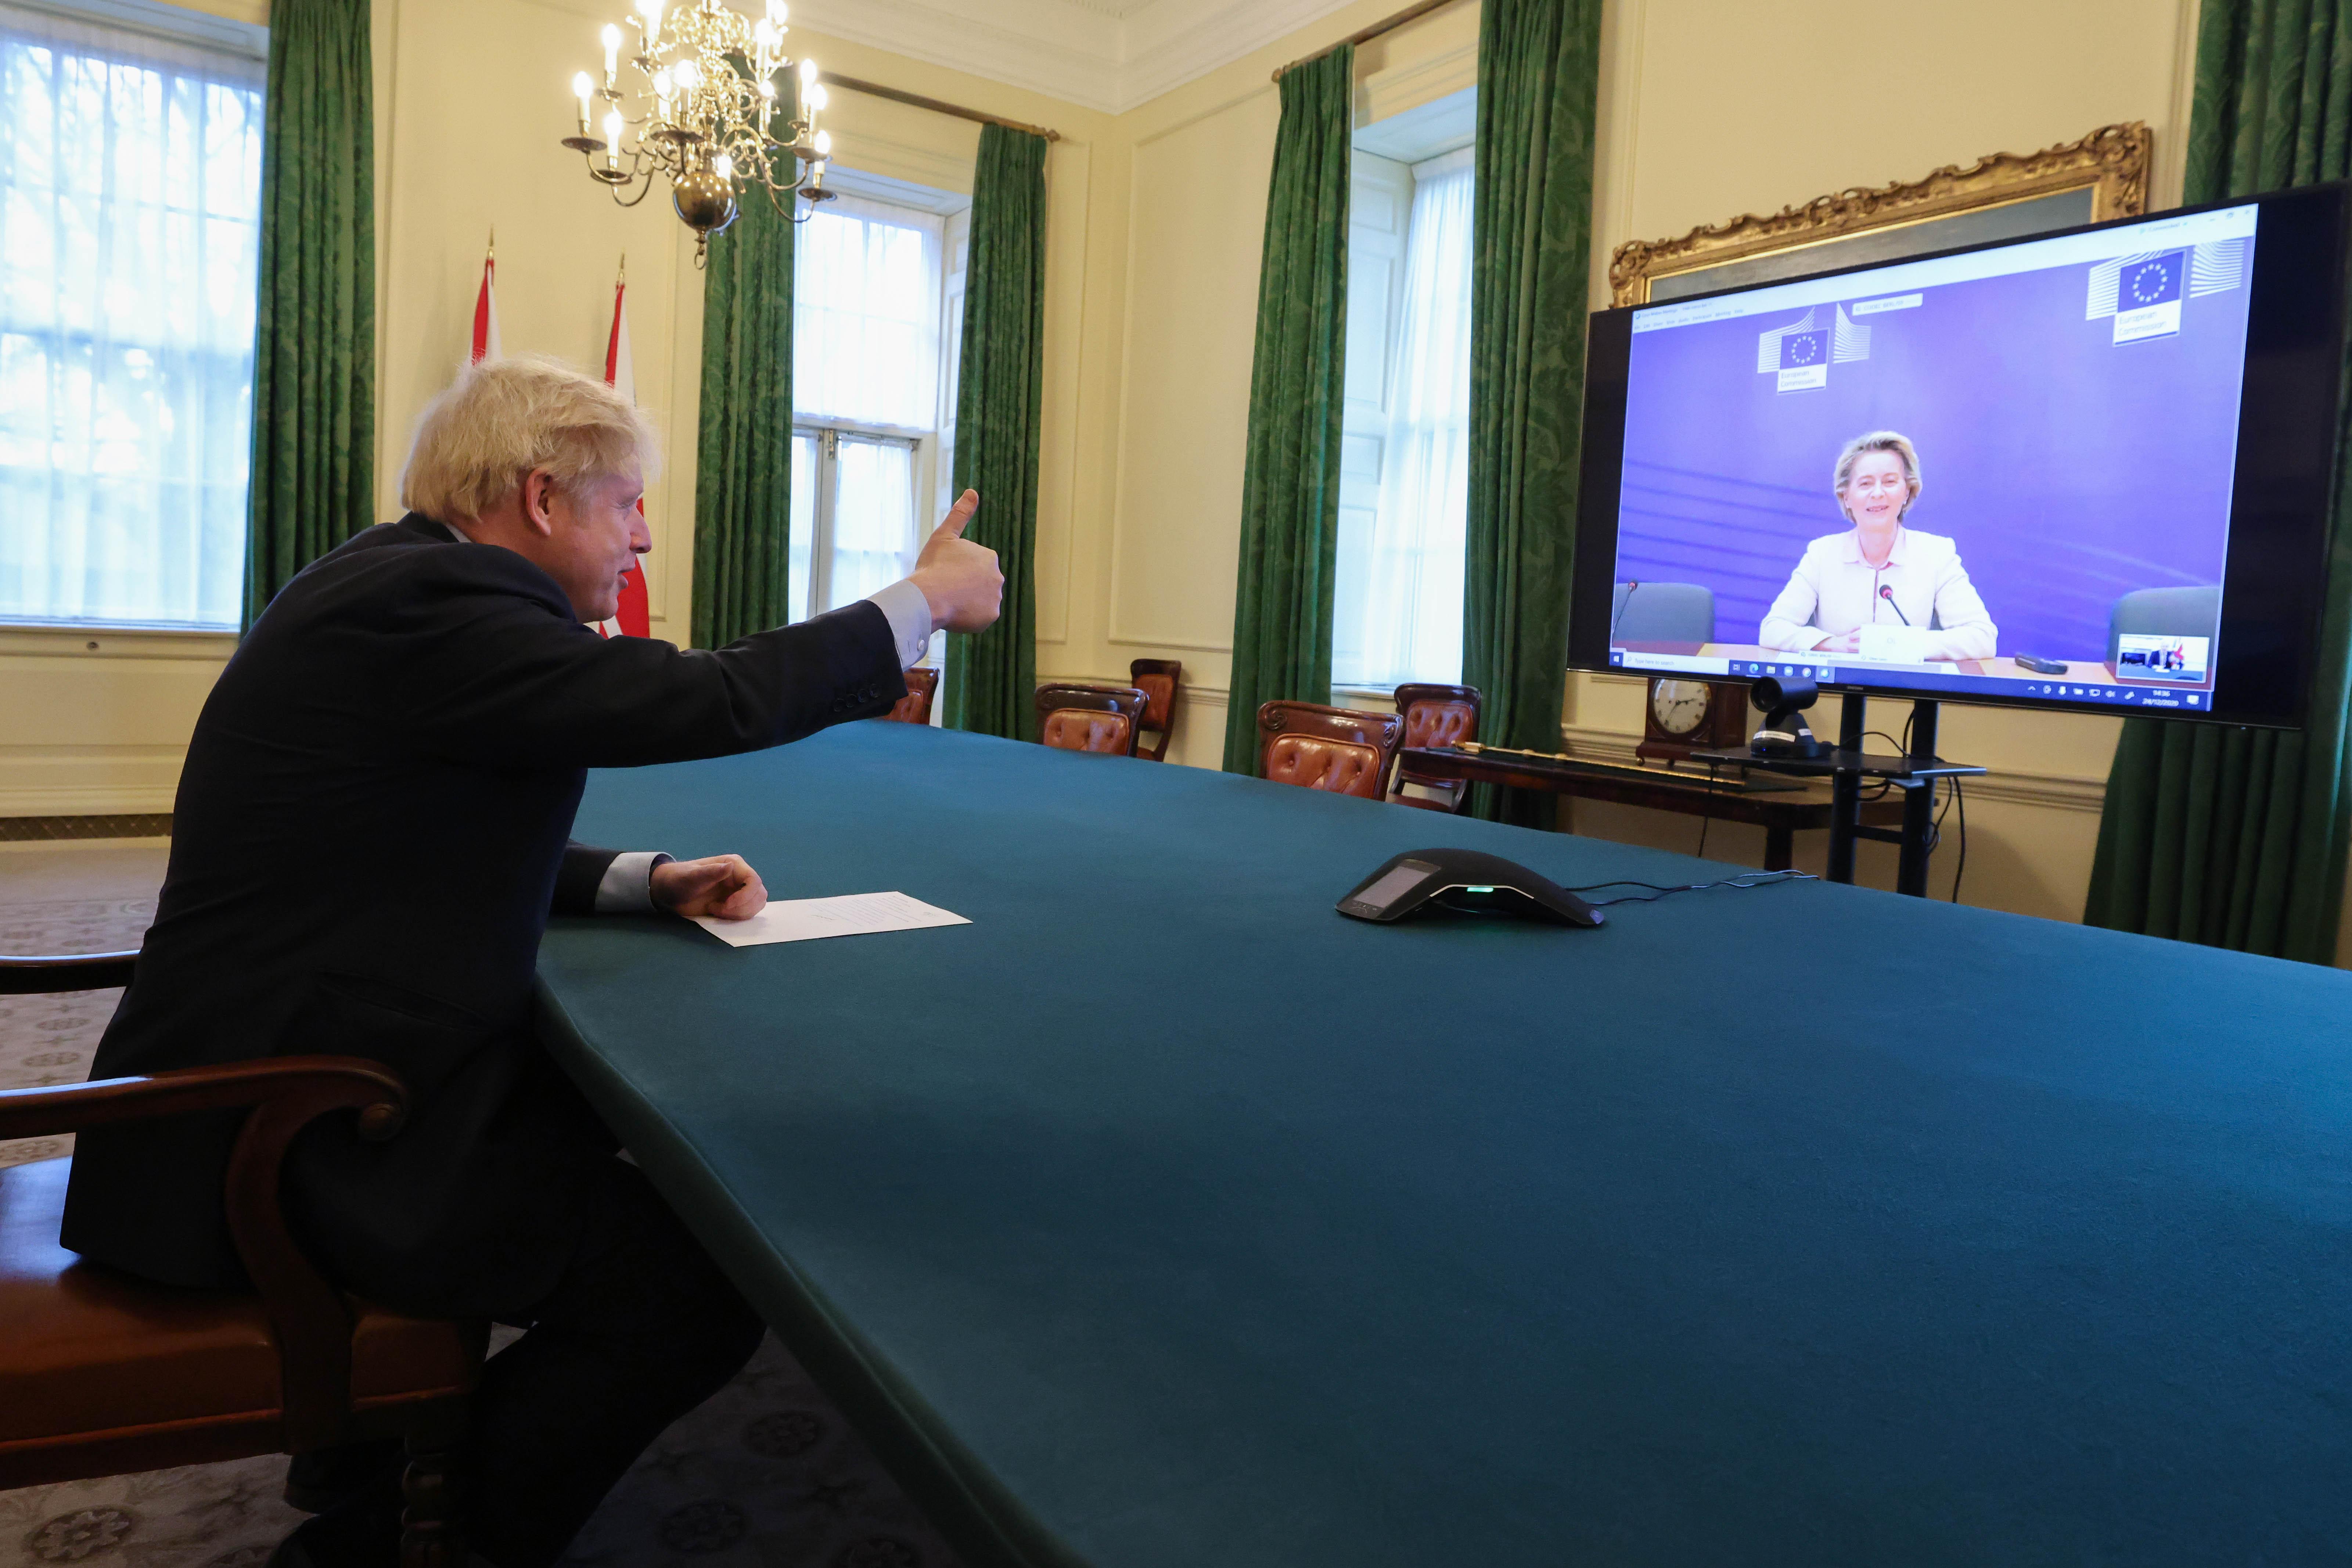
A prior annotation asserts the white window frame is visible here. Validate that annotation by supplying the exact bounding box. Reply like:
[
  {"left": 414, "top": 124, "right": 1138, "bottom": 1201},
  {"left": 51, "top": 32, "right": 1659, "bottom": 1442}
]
[
  {"left": 1332, "top": 89, "right": 1478, "bottom": 694},
  {"left": 790, "top": 420, "right": 924, "bottom": 621}
]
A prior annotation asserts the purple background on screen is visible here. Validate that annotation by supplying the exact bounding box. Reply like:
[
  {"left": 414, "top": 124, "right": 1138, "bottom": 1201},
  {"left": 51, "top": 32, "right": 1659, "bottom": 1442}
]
[{"left": 1615, "top": 255, "right": 2255, "bottom": 661}]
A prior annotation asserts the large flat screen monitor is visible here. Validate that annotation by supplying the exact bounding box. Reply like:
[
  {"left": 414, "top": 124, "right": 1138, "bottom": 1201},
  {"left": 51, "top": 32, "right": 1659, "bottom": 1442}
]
[{"left": 1571, "top": 184, "right": 2352, "bottom": 729}]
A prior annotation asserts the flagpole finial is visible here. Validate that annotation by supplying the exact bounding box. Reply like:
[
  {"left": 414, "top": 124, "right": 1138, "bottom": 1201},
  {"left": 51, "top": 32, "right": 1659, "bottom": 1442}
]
[
  {"left": 487, "top": 226, "right": 495, "bottom": 259},
  {"left": 619, "top": 251, "right": 627, "bottom": 285}
]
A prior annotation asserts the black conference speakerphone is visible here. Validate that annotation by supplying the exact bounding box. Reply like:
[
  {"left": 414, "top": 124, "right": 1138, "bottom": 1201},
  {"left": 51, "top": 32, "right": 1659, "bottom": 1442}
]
[{"left": 1337, "top": 848, "right": 1604, "bottom": 928}]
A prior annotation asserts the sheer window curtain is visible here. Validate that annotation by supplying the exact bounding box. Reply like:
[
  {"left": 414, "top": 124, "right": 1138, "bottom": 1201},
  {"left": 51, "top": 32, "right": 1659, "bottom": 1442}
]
[
  {"left": 0, "top": 2, "right": 262, "bottom": 629},
  {"left": 827, "top": 433, "right": 916, "bottom": 605},
  {"left": 1335, "top": 147, "right": 1473, "bottom": 688},
  {"left": 793, "top": 193, "right": 939, "bottom": 618}
]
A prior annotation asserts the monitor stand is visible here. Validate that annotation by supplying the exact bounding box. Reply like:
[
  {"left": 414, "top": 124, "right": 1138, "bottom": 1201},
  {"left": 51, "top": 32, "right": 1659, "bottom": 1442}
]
[{"left": 1691, "top": 695, "right": 1985, "bottom": 897}]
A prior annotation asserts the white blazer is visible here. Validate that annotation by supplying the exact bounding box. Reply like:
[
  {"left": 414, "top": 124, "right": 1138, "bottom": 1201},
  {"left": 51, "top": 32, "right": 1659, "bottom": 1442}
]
[{"left": 1758, "top": 526, "right": 1997, "bottom": 661}]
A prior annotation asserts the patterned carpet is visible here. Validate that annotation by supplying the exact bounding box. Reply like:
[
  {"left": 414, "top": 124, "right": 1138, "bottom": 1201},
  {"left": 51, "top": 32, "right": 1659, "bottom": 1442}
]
[
  {"left": 1, "top": 876, "right": 964, "bottom": 1568},
  {"left": 0, "top": 894, "right": 153, "bottom": 1172}
]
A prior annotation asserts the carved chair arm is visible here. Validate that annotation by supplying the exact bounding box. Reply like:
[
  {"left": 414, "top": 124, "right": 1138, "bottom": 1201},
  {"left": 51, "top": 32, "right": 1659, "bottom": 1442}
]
[
  {"left": 0, "top": 950, "right": 139, "bottom": 995},
  {"left": 0, "top": 1056, "right": 411, "bottom": 1448},
  {"left": 0, "top": 1056, "right": 406, "bottom": 1143}
]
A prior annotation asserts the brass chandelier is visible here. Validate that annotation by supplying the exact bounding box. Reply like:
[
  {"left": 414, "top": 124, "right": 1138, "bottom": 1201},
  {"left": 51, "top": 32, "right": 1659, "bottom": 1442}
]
[{"left": 562, "top": 0, "right": 836, "bottom": 260}]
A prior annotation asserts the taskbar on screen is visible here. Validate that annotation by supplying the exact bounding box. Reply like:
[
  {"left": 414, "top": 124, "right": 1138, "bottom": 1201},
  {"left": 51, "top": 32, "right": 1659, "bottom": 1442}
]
[{"left": 1607, "top": 650, "right": 2213, "bottom": 713}]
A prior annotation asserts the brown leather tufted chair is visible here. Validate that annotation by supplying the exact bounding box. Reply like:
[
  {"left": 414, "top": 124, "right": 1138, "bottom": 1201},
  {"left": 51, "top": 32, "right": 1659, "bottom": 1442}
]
[
  {"left": 1127, "top": 659, "right": 1183, "bottom": 762},
  {"left": 0, "top": 955, "right": 479, "bottom": 1567},
  {"left": 1255, "top": 702, "right": 1406, "bottom": 801},
  {"left": 882, "top": 666, "right": 938, "bottom": 726},
  {"left": 1035, "top": 684, "right": 1151, "bottom": 756},
  {"left": 1390, "top": 683, "right": 1484, "bottom": 813}
]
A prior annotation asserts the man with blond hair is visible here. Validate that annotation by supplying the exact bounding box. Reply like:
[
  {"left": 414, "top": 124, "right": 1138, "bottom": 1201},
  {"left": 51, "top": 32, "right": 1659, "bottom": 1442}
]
[{"left": 63, "top": 355, "right": 1003, "bottom": 1568}]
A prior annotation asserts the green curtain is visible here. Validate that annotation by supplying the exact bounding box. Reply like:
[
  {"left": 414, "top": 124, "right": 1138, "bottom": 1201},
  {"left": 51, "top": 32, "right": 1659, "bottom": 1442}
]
[
  {"left": 1220, "top": 47, "right": 1354, "bottom": 775},
  {"left": 1461, "top": 0, "right": 1602, "bottom": 822},
  {"left": 2083, "top": 0, "right": 2352, "bottom": 961},
  {"left": 692, "top": 129, "right": 797, "bottom": 650},
  {"left": 243, "top": 0, "right": 374, "bottom": 628},
  {"left": 944, "top": 125, "right": 1050, "bottom": 739}
]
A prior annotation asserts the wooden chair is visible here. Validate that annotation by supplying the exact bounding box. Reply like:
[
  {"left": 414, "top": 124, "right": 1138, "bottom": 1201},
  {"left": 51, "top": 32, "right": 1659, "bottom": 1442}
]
[
  {"left": 0, "top": 950, "right": 140, "bottom": 995},
  {"left": 1256, "top": 702, "right": 1405, "bottom": 801},
  {"left": 1389, "top": 683, "right": 1484, "bottom": 813},
  {"left": 884, "top": 666, "right": 938, "bottom": 726},
  {"left": 1128, "top": 659, "right": 1183, "bottom": 762},
  {"left": 1036, "top": 684, "right": 1150, "bottom": 756},
  {"left": 0, "top": 955, "right": 480, "bottom": 1568}
]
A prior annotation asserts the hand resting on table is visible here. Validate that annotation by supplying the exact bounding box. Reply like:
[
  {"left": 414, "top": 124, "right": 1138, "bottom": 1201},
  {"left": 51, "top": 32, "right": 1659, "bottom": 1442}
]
[{"left": 651, "top": 854, "right": 768, "bottom": 921}]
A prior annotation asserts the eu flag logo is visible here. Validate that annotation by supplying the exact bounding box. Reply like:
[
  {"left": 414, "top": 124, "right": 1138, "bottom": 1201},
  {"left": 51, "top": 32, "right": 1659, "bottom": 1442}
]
[
  {"left": 2110, "top": 249, "right": 2186, "bottom": 344},
  {"left": 1756, "top": 307, "right": 1856, "bottom": 391},
  {"left": 1774, "top": 327, "right": 1828, "bottom": 391},
  {"left": 2121, "top": 252, "right": 2183, "bottom": 308}
]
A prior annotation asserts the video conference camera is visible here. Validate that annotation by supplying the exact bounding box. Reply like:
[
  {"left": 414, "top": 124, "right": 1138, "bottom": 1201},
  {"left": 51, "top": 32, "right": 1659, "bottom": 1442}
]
[{"left": 1749, "top": 674, "right": 1826, "bottom": 759}]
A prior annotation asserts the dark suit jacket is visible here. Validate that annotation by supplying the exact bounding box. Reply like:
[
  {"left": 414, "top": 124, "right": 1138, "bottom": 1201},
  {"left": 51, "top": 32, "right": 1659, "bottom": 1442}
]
[{"left": 62, "top": 515, "right": 905, "bottom": 1311}]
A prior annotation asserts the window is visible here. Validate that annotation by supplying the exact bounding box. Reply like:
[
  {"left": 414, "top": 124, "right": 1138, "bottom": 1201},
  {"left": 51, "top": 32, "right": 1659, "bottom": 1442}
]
[
  {"left": 789, "top": 425, "right": 920, "bottom": 613},
  {"left": 1333, "top": 136, "right": 1474, "bottom": 689},
  {"left": 0, "top": 0, "right": 265, "bottom": 630},
  {"left": 790, "top": 193, "right": 956, "bottom": 628}
]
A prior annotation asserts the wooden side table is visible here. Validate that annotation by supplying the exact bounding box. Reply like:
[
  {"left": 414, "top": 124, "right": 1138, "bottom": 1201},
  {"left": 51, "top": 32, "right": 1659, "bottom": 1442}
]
[{"left": 1398, "top": 746, "right": 1908, "bottom": 872}]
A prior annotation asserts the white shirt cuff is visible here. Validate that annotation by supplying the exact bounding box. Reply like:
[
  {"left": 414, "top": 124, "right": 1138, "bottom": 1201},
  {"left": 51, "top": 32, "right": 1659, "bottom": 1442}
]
[
  {"left": 594, "top": 850, "right": 673, "bottom": 914},
  {"left": 866, "top": 578, "right": 935, "bottom": 669}
]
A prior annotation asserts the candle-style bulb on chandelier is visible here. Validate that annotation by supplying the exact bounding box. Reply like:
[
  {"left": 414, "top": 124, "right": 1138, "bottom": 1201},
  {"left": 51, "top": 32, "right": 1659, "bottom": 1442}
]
[{"left": 560, "top": 0, "right": 836, "bottom": 262}]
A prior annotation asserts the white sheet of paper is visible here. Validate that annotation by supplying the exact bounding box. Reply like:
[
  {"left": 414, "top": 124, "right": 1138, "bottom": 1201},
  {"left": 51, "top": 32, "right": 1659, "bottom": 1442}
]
[
  {"left": 1856, "top": 624, "right": 1938, "bottom": 663},
  {"left": 690, "top": 891, "right": 971, "bottom": 948}
]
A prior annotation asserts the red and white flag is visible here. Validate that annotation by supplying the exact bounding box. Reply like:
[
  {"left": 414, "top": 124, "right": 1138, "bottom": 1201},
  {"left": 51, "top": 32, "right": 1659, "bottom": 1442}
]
[
  {"left": 596, "top": 265, "right": 651, "bottom": 639},
  {"left": 470, "top": 238, "right": 501, "bottom": 365}
]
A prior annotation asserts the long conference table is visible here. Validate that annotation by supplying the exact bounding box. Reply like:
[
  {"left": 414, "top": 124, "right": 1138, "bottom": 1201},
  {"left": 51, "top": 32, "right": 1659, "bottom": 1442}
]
[{"left": 534, "top": 722, "right": 2352, "bottom": 1568}]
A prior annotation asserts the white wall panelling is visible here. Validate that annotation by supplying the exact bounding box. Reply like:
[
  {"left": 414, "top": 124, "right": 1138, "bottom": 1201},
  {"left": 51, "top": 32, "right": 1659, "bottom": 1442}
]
[{"left": 1105, "top": 85, "right": 1279, "bottom": 654}]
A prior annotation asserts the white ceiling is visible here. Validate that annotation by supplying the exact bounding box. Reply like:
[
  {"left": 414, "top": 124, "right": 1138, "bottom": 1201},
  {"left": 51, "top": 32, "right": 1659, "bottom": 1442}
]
[{"left": 786, "top": 0, "right": 1362, "bottom": 115}]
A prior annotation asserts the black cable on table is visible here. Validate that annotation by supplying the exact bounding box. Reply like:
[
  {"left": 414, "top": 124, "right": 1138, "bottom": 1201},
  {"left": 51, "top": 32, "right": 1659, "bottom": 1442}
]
[{"left": 1565, "top": 869, "right": 1817, "bottom": 906}]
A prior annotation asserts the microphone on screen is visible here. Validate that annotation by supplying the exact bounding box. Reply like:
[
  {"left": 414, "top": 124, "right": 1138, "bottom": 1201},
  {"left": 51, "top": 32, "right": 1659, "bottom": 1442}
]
[
  {"left": 1611, "top": 581, "right": 1640, "bottom": 640},
  {"left": 1878, "top": 584, "right": 1912, "bottom": 626}
]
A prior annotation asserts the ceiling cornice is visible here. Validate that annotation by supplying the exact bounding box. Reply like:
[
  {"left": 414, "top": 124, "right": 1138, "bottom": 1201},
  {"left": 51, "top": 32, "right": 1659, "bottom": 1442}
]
[
  {"left": 784, "top": 0, "right": 1359, "bottom": 116},
  {"left": 1119, "top": 0, "right": 1362, "bottom": 110}
]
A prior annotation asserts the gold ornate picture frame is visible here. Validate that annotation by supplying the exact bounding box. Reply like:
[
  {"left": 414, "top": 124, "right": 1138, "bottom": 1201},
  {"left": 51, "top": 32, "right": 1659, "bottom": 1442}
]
[{"left": 1610, "top": 123, "right": 2153, "bottom": 307}]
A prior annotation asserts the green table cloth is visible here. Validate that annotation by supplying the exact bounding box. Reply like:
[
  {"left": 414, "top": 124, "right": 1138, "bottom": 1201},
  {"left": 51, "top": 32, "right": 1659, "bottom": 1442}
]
[{"left": 536, "top": 722, "right": 2352, "bottom": 1567}]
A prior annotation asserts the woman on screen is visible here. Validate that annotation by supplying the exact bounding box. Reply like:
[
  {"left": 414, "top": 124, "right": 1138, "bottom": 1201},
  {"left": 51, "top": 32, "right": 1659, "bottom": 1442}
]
[{"left": 1758, "top": 431, "right": 1997, "bottom": 661}]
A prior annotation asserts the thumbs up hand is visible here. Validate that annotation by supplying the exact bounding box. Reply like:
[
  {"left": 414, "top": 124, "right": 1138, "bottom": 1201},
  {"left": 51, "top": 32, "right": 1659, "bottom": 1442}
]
[{"left": 910, "top": 489, "right": 1003, "bottom": 634}]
